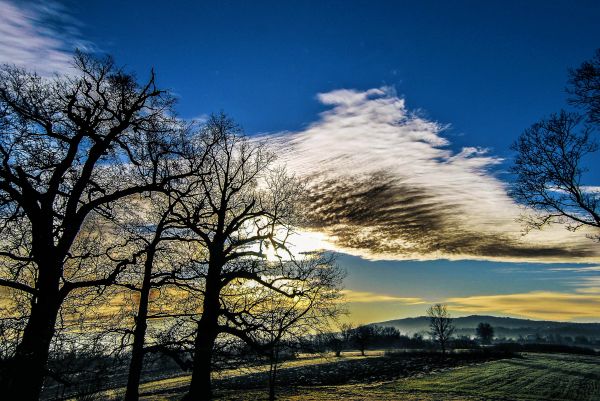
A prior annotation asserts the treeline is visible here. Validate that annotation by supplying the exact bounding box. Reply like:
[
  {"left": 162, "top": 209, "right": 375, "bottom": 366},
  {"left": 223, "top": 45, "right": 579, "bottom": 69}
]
[
  {"left": 309, "top": 325, "right": 475, "bottom": 356},
  {"left": 492, "top": 333, "right": 600, "bottom": 347}
]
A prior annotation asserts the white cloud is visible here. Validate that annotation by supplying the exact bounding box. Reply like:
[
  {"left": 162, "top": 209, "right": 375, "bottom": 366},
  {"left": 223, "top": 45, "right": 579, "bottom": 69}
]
[
  {"left": 549, "top": 266, "right": 600, "bottom": 273},
  {"left": 268, "top": 87, "right": 599, "bottom": 262},
  {"left": 0, "top": 0, "right": 91, "bottom": 75}
]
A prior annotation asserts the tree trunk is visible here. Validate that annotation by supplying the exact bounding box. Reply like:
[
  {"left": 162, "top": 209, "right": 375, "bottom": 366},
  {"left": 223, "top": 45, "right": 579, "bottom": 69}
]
[
  {"left": 4, "top": 269, "right": 60, "bottom": 401},
  {"left": 184, "top": 258, "right": 221, "bottom": 401},
  {"left": 268, "top": 348, "right": 279, "bottom": 401},
  {"left": 184, "top": 325, "right": 217, "bottom": 401},
  {"left": 124, "top": 246, "right": 156, "bottom": 401}
]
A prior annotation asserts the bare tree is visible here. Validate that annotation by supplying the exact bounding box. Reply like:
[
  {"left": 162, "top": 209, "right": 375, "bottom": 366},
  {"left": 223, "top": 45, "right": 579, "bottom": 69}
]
[
  {"left": 511, "top": 111, "right": 599, "bottom": 238},
  {"left": 174, "top": 114, "right": 344, "bottom": 400},
  {"left": 118, "top": 192, "right": 202, "bottom": 401},
  {"left": 242, "top": 263, "right": 342, "bottom": 401},
  {"left": 568, "top": 48, "right": 600, "bottom": 124},
  {"left": 325, "top": 328, "right": 345, "bottom": 358},
  {"left": 0, "top": 53, "right": 185, "bottom": 400},
  {"left": 340, "top": 322, "right": 355, "bottom": 348},
  {"left": 427, "top": 303, "right": 454, "bottom": 354},
  {"left": 511, "top": 50, "right": 600, "bottom": 241}
]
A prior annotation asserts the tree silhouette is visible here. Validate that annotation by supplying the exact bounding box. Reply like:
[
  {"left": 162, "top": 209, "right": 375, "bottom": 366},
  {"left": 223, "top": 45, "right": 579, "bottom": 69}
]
[
  {"left": 568, "top": 49, "right": 600, "bottom": 125},
  {"left": 427, "top": 304, "right": 454, "bottom": 354},
  {"left": 119, "top": 191, "right": 203, "bottom": 401},
  {"left": 174, "top": 114, "right": 343, "bottom": 400},
  {"left": 0, "top": 53, "right": 186, "bottom": 400},
  {"left": 511, "top": 49, "right": 600, "bottom": 241},
  {"left": 475, "top": 322, "right": 494, "bottom": 345},
  {"left": 352, "top": 325, "right": 375, "bottom": 356}
]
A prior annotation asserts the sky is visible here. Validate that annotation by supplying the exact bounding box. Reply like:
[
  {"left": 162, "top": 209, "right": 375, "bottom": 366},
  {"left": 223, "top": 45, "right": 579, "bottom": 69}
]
[{"left": 1, "top": 0, "right": 600, "bottom": 323}]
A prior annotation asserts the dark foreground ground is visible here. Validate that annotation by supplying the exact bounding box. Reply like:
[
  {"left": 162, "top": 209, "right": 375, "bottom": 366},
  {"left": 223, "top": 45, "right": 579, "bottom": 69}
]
[{"left": 82, "top": 351, "right": 600, "bottom": 400}]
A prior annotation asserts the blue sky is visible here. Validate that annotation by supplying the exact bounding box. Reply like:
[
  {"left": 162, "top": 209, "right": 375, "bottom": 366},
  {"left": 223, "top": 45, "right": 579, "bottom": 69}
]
[
  {"left": 73, "top": 1, "right": 599, "bottom": 160},
  {"left": 1, "top": 0, "right": 600, "bottom": 323}
]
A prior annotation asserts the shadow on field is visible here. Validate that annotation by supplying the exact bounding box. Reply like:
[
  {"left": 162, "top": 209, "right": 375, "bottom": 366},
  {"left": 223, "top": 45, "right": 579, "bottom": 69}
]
[{"left": 142, "top": 350, "right": 515, "bottom": 399}]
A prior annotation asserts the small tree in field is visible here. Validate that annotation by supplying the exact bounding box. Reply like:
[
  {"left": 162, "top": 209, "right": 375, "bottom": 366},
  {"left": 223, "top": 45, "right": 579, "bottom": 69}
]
[
  {"left": 352, "top": 325, "right": 374, "bottom": 356},
  {"left": 427, "top": 304, "right": 454, "bottom": 354},
  {"left": 476, "top": 322, "right": 494, "bottom": 345}
]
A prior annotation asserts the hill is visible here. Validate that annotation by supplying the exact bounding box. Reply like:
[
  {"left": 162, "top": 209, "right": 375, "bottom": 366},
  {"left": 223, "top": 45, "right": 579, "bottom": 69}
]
[{"left": 374, "top": 315, "right": 600, "bottom": 339}]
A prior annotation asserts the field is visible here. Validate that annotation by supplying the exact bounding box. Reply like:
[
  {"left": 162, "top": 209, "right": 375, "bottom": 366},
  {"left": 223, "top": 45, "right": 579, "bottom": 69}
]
[{"left": 134, "top": 352, "right": 600, "bottom": 401}]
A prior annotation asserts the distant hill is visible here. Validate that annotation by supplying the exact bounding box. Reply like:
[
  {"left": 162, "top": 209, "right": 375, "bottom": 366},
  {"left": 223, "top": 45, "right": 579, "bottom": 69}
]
[{"left": 373, "top": 315, "right": 600, "bottom": 339}]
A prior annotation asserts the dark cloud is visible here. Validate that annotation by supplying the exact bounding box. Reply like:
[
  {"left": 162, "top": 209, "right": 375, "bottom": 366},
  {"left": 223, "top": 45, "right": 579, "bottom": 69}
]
[{"left": 303, "top": 172, "right": 595, "bottom": 260}]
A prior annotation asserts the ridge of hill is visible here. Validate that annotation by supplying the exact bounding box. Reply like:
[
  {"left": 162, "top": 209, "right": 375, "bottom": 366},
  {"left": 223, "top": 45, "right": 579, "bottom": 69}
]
[{"left": 374, "top": 315, "right": 600, "bottom": 338}]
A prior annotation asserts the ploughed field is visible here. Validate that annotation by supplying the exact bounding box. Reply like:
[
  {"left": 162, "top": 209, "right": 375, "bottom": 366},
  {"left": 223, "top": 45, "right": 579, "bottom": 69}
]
[{"left": 132, "top": 351, "right": 600, "bottom": 400}]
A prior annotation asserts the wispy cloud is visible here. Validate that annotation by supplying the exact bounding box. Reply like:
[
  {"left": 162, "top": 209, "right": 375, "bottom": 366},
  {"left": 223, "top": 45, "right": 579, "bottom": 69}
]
[
  {"left": 570, "top": 276, "right": 600, "bottom": 294},
  {"left": 447, "top": 291, "right": 600, "bottom": 321},
  {"left": 341, "top": 289, "right": 425, "bottom": 304},
  {"left": 270, "top": 87, "right": 599, "bottom": 262},
  {"left": 0, "top": 0, "right": 92, "bottom": 75},
  {"left": 549, "top": 266, "right": 600, "bottom": 273}
]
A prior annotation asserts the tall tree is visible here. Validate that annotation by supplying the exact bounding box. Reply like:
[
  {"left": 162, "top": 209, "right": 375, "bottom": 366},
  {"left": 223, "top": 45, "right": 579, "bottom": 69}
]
[
  {"left": 0, "top": 53, "right": 183, "bottom": 400},
  {"left": 176, "top": 114, "right": 343, "bottom": 400},
  {"left": 427, "top": 303, "right": 454, "bottom": 354},
  {"left": 117, "top": 132, "right": 211, "bottom": 401},
  {"left": 511, "top": 49, "right": 600, "bottom": 241},
  {"left": 120, "top": 193, "right": 199, "bottom": 401}
]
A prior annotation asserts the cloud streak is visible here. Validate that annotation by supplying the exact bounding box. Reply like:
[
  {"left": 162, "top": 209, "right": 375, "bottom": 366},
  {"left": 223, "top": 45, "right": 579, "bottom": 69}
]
[
  {"left": 447, "top": 291, "right": 600, "bottom": 321},
  {"left": 341, "top": 289, "right": 425, "bottom": 304},
  {"left": 0, "top": 0, "right": 91, "bottom": 75},
  {"left": 270, "top": 87, "right": 599, "bottom": 262}
]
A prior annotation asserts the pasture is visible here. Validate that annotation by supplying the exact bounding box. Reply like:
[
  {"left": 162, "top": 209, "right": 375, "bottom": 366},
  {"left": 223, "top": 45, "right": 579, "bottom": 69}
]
[{"left": 133, "top": 352, "right": 600, "bottom": 400}]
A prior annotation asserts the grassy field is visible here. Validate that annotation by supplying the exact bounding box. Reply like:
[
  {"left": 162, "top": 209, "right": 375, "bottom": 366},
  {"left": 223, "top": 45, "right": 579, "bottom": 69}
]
[
  {"left": 139, "top": 353, "right": 375, "bottom": 393},
  {"left": 132, "top": 352, "right": 600, "bottom": 400},
  {"left": 280, "top": 353, "right": 600, "bottom": 401}
]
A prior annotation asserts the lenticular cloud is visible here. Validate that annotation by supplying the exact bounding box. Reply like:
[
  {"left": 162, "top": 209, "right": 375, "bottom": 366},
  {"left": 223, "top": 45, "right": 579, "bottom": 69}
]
[{"left": 269, "top": 87, "right": 598, "bottom": 262}]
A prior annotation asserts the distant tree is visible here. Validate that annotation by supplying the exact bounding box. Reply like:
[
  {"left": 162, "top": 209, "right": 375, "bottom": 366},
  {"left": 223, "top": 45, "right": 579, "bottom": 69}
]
[
  {"left": 327, "top": 332, "right": 344, "bottom": 357},
  {"left": 340, "top": 322, "right": 355, "bottom": 346},
  {"left": 427, "top": 304, "right": 454, "bottom": 354},
  {"left": 476, "top": 322, "right": 494, "bottom": 345},
  {"left": 323, "top": 322, "right": 356, "bottom": 357},
  {"left": 511, "top": 49, "right": 600, "bottom": 241},
  {"left": 352, "top": 325, "right": 375, "bottom": 356}
]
